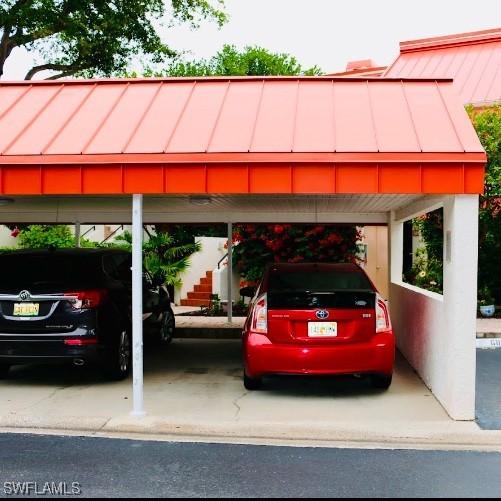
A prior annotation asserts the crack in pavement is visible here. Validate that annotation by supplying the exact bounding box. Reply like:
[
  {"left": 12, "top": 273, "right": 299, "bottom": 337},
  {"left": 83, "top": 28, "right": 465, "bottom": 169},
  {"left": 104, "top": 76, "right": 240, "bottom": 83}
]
[
  {"left": 97, "top": 416, "right": 113, "bottom": 432},
  {"left": 232, "top": 391, "right": 248, "bottom": 420}
]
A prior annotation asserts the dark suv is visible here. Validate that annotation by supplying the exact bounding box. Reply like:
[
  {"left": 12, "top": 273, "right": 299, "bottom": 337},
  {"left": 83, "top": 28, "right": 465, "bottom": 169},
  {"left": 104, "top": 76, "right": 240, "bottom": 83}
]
[{"left": 0, "top": 248, "right": 175, "bottom": 380}]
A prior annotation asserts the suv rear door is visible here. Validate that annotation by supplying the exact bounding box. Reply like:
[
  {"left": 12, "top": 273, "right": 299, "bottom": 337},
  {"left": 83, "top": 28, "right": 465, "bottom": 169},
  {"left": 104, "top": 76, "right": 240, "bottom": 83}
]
[{"left": 0, "top": 252, "right": 102, "bottom": 335}]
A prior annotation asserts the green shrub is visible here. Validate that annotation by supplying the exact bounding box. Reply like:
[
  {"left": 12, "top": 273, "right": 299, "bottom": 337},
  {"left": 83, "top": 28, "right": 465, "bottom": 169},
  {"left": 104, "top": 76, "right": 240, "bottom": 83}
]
[
  {"left": 232, "top": 224, "right": 360, "bottom": 282},
  {"left": 18, "top": 225, "right": 75, "bottom": 249}
]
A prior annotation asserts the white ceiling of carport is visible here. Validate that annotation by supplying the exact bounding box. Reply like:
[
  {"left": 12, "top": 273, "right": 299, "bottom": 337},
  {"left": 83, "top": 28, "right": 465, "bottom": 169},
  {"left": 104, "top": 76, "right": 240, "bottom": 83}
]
[{"left": 0, "top": 194, "right": 423, "bottom": 224}]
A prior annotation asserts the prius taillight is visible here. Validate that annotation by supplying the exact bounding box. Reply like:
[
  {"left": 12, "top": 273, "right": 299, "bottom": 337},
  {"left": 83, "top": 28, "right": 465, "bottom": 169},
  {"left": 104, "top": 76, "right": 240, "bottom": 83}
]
[
  {"left": 375, "top": 294, "right": 391, "bottom": 333},
  {"left": 251, "top": 293, "right": 268, "bottom": 334},
  {"left": 64, "top": 290, "right": 107, "bottom": 309}
]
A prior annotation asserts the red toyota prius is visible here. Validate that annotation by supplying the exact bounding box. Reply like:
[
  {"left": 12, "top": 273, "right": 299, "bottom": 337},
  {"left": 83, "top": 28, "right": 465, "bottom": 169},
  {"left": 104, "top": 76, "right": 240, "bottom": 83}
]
[{"left": 242, "top": 263, "right": 395, "bottom": 390}]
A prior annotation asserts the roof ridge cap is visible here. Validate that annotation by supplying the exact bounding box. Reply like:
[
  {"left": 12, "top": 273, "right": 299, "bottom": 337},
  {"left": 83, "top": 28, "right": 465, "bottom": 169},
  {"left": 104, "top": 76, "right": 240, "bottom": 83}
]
[{"left": 400, "top": 27, "right": 501, "bottom": 53}]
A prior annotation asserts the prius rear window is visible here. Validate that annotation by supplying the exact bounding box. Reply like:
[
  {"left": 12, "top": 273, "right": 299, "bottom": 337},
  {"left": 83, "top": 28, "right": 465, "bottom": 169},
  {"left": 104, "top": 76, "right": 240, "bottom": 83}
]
[{"left": 268, "top": 270, "right": 373, "bottom": 292}]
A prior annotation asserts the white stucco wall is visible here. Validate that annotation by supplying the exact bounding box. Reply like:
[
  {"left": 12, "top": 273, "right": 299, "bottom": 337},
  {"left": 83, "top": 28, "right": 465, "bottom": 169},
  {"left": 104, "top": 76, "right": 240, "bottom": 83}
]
[
  {"left": 390, "top": 282, "right": 446, "bottom": 400},
  {"left": 389, "top": 195, "right": 478, "bottom": 421},
  {"left": 0, "top": 225, "right": 18, "bottom": 248},
  {"left": 174, "top": 236, "right": 227, "bottom": 305},
  {"left": 212, "top": 265, "right": 241, "bottom": 303}
]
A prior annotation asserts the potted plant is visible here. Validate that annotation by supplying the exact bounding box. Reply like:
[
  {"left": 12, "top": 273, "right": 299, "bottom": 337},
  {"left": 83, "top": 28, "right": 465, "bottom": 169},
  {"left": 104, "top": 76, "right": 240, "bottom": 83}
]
[{"left": 478, "top": 285, "right": 496, "bottom": 317}]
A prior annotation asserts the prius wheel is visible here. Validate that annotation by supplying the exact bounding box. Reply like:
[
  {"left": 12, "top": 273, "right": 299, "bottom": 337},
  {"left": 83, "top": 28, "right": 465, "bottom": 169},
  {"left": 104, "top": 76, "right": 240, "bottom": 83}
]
[
  {"left": 0, "top": 364, "right": 10, "bottom": 379},
  {"left": 243, "top": 372, "right": 262, "bottom": 390},
  {"left": 105, "top": 331, "right": 131, "bottom": 381},
  {"left": 157, "top": 311, "right": 175, "bottom": 345},
  {"left": 370, "top": 374, "right": 392, "bottom": 390}
]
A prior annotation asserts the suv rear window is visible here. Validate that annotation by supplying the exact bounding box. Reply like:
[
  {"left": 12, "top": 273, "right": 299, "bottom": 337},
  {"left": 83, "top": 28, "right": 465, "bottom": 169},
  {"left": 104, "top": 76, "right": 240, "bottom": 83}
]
[
  {"left": 268, "top": 269, "right": 373, "bottom": 293},
  {"left": 0, "top": 253, "right": 102, "bottom": 290}
]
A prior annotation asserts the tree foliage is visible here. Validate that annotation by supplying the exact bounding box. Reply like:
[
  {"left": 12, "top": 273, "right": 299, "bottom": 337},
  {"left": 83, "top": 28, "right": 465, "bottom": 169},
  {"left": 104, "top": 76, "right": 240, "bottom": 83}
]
[
  {"left": 469, "top": 105, "right": 501, "bottom": 199},
  {"left": 0, "top": 0, "right": 227, "bottom": 79},
  {"left": 17, "top": 224, "right": 75, "bottom": 248},
  {"left": 154, "top": 44, "right": 322, "bottom": 77},
  {"left": 232, "top": 224, "right": 360, "bottom": 282},
  {"left": 15, "top": 224, "right": 99, "bottom": 248},
  {"left": 116, "top": 230, "right": 201, "bottom": 288},
  {"left": 406, "top": 209, "right": 444, "bottom": 294},
  {"left": 410, "top": 106, "right": 501, "bottom": 300},
  {"left": 469, "top": 106, "right": 501, "bottom": 300}
]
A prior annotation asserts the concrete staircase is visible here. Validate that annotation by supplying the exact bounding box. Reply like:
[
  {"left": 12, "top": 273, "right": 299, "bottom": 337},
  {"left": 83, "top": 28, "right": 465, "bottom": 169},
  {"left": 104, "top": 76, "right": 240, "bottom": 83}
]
[{"left": 180, "top": 270, "right": 213, "bottom": 307}]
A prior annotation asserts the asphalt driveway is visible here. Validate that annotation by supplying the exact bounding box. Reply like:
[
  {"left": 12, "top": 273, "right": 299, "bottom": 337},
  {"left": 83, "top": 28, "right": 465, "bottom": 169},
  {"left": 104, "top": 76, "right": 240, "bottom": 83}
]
[
  {"left": 476, "top": 348, "right": 501, "bottom": 430},
  {"left": 1, "top": 433, "right": 501, "bottom": 498}
]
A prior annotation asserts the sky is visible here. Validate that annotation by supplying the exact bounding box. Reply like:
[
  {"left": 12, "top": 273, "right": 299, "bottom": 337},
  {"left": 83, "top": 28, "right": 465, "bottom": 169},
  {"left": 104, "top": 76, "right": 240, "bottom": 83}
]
[{"left": 2, "top": 0, "right": 500, "bottom": 79}]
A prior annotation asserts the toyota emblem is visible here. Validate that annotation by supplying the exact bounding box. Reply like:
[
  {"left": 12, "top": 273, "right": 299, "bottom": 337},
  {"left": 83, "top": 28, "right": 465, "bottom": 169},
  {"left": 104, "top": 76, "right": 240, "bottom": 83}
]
[
  {"left": 316, "top": 309, "right": 329, "bottom": 320},
  {"left": 19, "top": 290, "right": 31, "bottom": 301}
]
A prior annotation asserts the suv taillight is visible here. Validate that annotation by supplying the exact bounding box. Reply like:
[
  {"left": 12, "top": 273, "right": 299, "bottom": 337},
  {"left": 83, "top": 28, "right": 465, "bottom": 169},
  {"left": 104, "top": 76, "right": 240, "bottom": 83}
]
[
  {"left": 64, "top": 290, "right": 107, "bottom": 310},
  {"left": 375, "top": 294, "right": 391, "bottom": 333},
  {"left": 251, "top": 293, "right": 268, "bottom": 334}
]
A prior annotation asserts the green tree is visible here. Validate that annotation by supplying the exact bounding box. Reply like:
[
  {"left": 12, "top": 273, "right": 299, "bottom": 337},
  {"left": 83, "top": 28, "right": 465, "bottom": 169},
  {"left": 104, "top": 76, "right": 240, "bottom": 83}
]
[
  {"left": 17, "top": 224, "right": 75, "bottom": 248},
  {"left": 116, "top": 230, "right": 201, "bottom": 288},
  {"left": 0, "top": 0, "right": 227, "bottom": 79},
  {"left": 469, "top": 106, "right": 501, "bottom": 300},
  {"left": 154, "top": 44, "right": 322, "bottom": 77},
  {"left": 232, "top": 224, "right": 360, "bottom": 282},
  {"left": 15, "top": 224, "right": 100, "bottom": 248},
  {"left": 412, "top": 106, "right": 501, "bottom": 299}
]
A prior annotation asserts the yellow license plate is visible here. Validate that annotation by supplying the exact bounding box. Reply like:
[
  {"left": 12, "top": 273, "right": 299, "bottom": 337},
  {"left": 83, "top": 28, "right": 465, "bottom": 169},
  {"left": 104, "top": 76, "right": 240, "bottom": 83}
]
[
  {"left": 308, "top": 321, "right": 338, "bottom": 337},
  {"left": 13, "top": 303, "right": 40, "bottom": 316}
]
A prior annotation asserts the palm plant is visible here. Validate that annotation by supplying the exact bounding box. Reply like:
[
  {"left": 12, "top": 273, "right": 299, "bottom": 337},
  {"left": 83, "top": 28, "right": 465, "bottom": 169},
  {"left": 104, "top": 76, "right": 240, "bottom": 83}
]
[{"left": 116, "top": 230, "right": 201, "bottom": 288}]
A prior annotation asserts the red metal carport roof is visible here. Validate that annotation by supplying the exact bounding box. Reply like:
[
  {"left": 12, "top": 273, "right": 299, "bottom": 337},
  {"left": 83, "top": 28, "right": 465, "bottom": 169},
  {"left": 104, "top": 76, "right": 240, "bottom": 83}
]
[
  {"left": 0, "top": 77, "right": 485, "bottom": 196},
  {"left": 384, "top": 28, "right": 501, "bottom": 106}
]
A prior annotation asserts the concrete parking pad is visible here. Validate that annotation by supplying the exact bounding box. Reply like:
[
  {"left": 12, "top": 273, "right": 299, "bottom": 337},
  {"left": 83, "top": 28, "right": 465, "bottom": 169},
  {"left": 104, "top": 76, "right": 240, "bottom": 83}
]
[{"left": 0, "top": 339, "right": 497, "bottom": 447}]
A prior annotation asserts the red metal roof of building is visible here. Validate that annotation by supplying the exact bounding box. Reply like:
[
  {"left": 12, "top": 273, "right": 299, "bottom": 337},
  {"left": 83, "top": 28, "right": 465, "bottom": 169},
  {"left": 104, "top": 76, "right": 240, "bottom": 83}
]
[
  {"left": 0, "top": 77, "right": 486, "bottom": 196},
  {"left": 0, "top": 77, "right": 484, "bottom": 156},
  {"left": 384, "top": 28, "right": 501, "bottom": 105}
]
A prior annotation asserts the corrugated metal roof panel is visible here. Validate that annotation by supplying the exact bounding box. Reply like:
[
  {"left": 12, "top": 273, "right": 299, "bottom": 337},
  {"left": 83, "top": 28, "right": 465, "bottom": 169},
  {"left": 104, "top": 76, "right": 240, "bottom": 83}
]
[
  {"left": 124, "top": 82, "right": 193, "bottom": 154},
  {"left": 46, "top": 84, "right": 124, "bottom": 154},
  {"left": 208, "top": 81, "right": 263, "bottom": 152},
  {"left": 293, "top": 81, "right": 335, "bottom": 152},
  {"left": 250, "top": 80, "right": 298, "bottom": 152},
  {"left": 333, "top": 81, "right": 378, "bottom": 152},
  {"left": 385, "top": 28, "right": 501, "bottom": 105},
  {"left": 167, "top": 81, "right": 228, "bottom": 153},
  {"left": 0, "top": 77, "right": 484, "bottom": 157},
  {"left": 366, "top": 81, "right": 420, "bottom": 152}
]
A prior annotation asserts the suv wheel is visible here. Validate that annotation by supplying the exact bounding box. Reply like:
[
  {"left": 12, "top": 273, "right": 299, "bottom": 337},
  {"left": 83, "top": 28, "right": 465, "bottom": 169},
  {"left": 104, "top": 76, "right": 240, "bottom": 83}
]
[
  {"left": 105, "top": 330, "right": 131, "bottom": 381},
  {"left": 243, "top": 372, "right": 262, "bottom": 390},
  {"left": 157, "top": 311, "right": 175, "bottom": 345},
  {"left": 0, "top": 364, "right": 10, "bottom": 379},
  {"left": 370, "top": 374, "right": 392, "bottom": 390}
]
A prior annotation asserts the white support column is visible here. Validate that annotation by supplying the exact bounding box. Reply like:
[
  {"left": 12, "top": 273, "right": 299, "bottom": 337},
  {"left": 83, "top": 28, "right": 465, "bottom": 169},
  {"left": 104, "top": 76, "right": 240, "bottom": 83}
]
[
  {"left": 388, "top": 210, "right": 403, "bottom": 285},
  {"left": 227, "top": 222, "right": 233, "bottom": 323},
  {"left": 442, "top": 195, "right": 479, "bottom": 420},
  {"left": 131, "top": 194, "right": 145, "bottom": 417},
  {"left": 75, "top": 221, "right": 81, "bottom": 248}
]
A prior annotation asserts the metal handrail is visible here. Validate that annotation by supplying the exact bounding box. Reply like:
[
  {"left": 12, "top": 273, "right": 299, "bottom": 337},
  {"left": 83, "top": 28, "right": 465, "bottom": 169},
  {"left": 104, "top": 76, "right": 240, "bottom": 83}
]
[
  {"left": 80, "top": 225, "right": 96, "bottom": 239},
  {"left": 217, "top": 252, "right": 229, "bottom": 269},
  {"left": 100, "top": 224, "right": 124, "bottom": 244}
]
